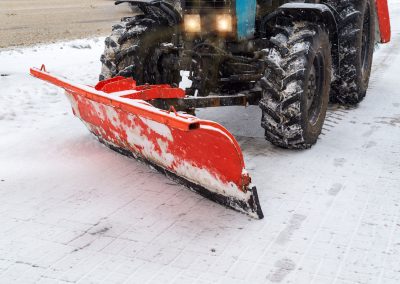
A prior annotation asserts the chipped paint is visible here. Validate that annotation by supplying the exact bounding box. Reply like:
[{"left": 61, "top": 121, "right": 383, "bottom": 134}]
[{"left": 30, "top": 67, "right": 263, "bottom": 218}]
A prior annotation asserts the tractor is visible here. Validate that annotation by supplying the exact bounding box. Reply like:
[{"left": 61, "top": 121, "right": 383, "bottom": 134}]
[
  {"left": 31, "top": 0, "right": 391, "bottom": 217},
  {"left": 100, "top": 0, "right": 390, "bottom": 149}
]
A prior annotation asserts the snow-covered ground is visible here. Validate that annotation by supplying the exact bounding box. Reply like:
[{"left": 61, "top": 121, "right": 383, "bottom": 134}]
[{"left": 1, "top": 2, "right": 400, "bottom": 283}]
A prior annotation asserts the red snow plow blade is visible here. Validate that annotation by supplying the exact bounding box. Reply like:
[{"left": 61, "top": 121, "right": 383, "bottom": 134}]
[{"left": 30, "top": 65, "right": 264, "bottom": 219}]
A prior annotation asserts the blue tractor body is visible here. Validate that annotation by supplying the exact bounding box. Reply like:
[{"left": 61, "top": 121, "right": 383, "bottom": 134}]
[{"left": 236, "top": 0, "right": 257, "bottom": 40}]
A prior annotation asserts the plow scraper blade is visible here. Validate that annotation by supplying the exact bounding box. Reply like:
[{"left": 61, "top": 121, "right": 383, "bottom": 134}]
[{"left": 30, "top": 66, "right": 264, "bottom": 219}]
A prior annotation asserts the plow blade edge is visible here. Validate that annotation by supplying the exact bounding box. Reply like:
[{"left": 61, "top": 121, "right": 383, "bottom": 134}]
[{"left": 30, "top": 66, "right": 264, "bottom": 219}]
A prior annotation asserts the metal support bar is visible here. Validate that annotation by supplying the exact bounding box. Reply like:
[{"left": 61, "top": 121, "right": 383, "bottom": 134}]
[{"left": 150, "top": 91, "right": 262, "bottom": 112}]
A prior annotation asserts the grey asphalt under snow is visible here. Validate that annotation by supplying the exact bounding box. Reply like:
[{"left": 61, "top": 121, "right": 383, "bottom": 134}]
[{"left": 0, "top": 0, "right": 131, "bottom": 48}]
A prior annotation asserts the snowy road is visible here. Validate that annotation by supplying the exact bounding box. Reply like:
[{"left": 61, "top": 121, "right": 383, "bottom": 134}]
[
  {"left": 0, "top": 0, "right": 131, "bottom": 48},
  {"left": 1, "top": 2, "right": 400, "bottom": 283}
]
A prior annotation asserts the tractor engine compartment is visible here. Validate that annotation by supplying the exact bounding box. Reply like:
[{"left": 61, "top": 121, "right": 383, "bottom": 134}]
[{"left": 181, "top": 0, "right": 266, "bottom": 96}]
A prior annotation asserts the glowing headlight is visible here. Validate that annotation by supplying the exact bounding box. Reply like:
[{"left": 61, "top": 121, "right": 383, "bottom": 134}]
[
  {"left": 216, "top": 14, "right": 233, "bottom": 33},
  {"left": 184, "top": 14, "right": 201, "bottom": 33}
]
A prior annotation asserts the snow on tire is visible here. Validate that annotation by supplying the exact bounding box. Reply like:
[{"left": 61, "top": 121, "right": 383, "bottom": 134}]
[
  {"left": 99, "top": 17, "right": 132, "bottom": 81},
  {"left": 323, "top": 0, "right": 376, "bottom": 104},
  {"left": 260, "top": 22, "right": 332, "bottom": 149},
  {"left": 99, "top": 15, "right": 180, "bottom": 85}
]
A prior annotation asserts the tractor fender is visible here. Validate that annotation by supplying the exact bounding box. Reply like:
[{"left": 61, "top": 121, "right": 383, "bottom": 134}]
[
  {"left": 375, "top": 0, "right": 391, "bottom": 43},
  {"left": 115, "top": 0, "right": 182, "bottom": 24},
  {"left": 264, "top": 3, "right": 340, "bottom": 76}
]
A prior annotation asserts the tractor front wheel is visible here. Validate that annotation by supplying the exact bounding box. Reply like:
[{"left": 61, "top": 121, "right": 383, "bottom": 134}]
[
  {"left": 260, "top": 21, "right": 332, "bottom": 149},
  {"left": 99, "top": 15, "right": 181, "bottom": 86}
]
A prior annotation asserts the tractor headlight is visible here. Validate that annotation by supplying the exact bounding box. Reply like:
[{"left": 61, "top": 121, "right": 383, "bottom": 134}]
[
  {"left": 184, "top": 14, "right": 201, "bottom": 33},
  {"left": 216, "top": 14, "right": 233, "bottom": 33}
]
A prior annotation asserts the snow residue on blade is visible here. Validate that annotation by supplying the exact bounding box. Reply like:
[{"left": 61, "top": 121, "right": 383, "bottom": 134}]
[
  {"left": 140, "top": 117, "right": 173, "bottom": 141},
  {"left": 175, "top": 161, "right": 250, "bottom": 200},
  {"left": 124, "top": 114, "right": 254, "bottom": 210},
  {"left": 70, "top": 95, "right": 254, "bottom": 212},
  {"left": 66, "top": 93, "right": 81, "bottom": 117},
  {"left": 99, "top": 108, "right": 175, "bottom": 169},
  {"left": 105, "top": 105, "right": 119, "bottom": 123},
  {"left": 200, "top": 125, "right": 234, "bottom": 143},
  {"left": 176, "top": 161, "right": 258, "bottom": 218},
  {"left": 70, "top": 95, "right": 174, "bottom": 169},
  {"left": 92, "top": 101, "right": 106, "bottom": 121},
  {"left": 156, "top": 138, "right": 175, "bottom": 166},
  {"left": 121, "top": 117, "right": 250, "bottom": 204},
  {"left": 103, "top": 106, "right": 176, "bottom": 169},
  {"left": 124, "top": 122, "right": 170, "bottom": 166}
]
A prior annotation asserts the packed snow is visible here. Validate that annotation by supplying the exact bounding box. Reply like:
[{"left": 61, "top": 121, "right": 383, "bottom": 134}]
[{"left": 1, "top": 2, "right": 400, "bottom": 283}]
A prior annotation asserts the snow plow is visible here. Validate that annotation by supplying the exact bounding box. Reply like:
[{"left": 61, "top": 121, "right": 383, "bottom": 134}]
[
  {"left": 30, "top": 65, "right": 264, "bottom": 219},
  {"left": 31, "top": 0, "right": 390, "bottom": 218}
]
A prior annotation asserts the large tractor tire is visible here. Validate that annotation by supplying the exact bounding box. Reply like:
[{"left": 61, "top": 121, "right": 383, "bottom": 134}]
[
  {"left": 260, "top": 21, "right": 332, "bottom": 149},
  {"left": 99, "top": 15, "right": 181, "bottom": 85},
  {"left": 324, "top": 0, "right": 376, "bottom": 104}
]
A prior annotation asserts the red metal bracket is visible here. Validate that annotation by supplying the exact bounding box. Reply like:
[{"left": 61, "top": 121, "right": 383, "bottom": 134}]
[
  {"left": 94, "top": 76, "right": 186, "bottom": 100},
  {"left": 376, "top": 0, "right": 391, "bottom": 43},
  {"left": 29, "top": 66, "right": 196, "bottom": 132}
]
